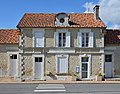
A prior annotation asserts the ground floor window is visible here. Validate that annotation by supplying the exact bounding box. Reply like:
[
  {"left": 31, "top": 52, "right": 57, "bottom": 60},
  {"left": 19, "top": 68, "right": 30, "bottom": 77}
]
[{"left": 57, "top": 55, "right": 68, "bottom": 74}]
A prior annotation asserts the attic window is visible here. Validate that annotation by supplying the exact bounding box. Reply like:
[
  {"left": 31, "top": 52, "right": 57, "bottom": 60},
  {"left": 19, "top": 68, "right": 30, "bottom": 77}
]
[{"left": 59, "top": 18, "right": 65, "bottom": 23}]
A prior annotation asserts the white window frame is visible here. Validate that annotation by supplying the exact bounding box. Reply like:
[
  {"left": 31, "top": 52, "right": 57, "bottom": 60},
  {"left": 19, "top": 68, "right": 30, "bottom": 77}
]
[
  {"left": 80, "top": 54, "right": 91, "bottom": 79},
  {"left": 78, "top": 29, "right": 94, "bottom": 48},
  {"left": 82, "top": 32, "right": 89, "bottom": 47},
  {"left": 55, "top": 29, "right": 70, "bottom": 48},
  {"left": 32, "top": 28, "right": 45, "bottom": 47},
  {"left": 56, "top": 54, "right": 68, "bottom": 74},
  {"left": 7, "top": 52, "right": 19, "bottom": 77},
  {"left": 32, "top": 54, "right": 44, "bottom": 80}
]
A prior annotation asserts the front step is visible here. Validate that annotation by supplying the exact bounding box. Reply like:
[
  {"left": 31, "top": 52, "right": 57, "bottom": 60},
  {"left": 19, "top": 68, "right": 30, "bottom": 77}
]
[{"left": 105, "top": 78, "right": 120, "bottom": 81}]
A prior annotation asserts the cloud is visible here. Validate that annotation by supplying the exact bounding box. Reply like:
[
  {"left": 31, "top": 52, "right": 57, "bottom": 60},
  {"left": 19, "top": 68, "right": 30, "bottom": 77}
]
[
  {"left": 83, "top": 2, "right": 95, "bottom": 13},
  {"left": 99, "top": 0, "right": 120, "bottom": 28},
  {"left": 83, "top": 0, "right": 120, "bottom": 29}
]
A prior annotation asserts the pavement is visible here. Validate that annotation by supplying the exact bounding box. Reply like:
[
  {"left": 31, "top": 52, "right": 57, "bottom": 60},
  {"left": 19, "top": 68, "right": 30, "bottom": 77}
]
[
  {"left": 1, "top": 77, "right": 120, "bottom": 84},
  {"left": 1, "top": 80, "right": 120, "bottom": 84}
]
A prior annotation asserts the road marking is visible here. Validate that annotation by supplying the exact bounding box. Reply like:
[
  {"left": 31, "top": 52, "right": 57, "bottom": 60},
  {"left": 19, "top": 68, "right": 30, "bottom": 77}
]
[
  {"left": 34, "top": 84, "right": 66, "bottom": 92},
  {"left": 34, "top": 89, "right": 66, "bottom": 92}
]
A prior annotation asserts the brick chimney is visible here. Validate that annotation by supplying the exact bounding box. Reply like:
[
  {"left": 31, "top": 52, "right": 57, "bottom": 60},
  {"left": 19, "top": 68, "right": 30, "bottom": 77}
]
[{"left": 93, "top": 5, "right": 99, "bottom": 20}]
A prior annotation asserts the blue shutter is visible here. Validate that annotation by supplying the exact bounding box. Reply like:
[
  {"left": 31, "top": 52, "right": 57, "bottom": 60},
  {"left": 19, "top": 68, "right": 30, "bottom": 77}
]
[
  {"left": 89, "top": 32, "right": 94, "bottom": 47},
  {"left": 54, "top": 32, "right": 58, "bottom": 47},
  {"left": 78, "top": 32, "right": 82, "bottom": 47},
  {"left": 66, "top": 32, "right": 70, "bottom": 47}
]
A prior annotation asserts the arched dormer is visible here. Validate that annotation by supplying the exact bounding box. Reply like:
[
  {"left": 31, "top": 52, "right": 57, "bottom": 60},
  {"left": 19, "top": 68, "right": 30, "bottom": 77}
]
[{"left": 55, "top": 12, "right": 69, "bottom": 26}]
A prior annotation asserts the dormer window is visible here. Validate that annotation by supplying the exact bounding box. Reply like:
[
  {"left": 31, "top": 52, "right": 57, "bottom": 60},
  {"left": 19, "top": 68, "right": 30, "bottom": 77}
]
[
  {"left": 59, "top": 18, "right": 65, "bottom": 23},
  {"left": 55, "top": 12, "right": 69, "bottom": 26}
]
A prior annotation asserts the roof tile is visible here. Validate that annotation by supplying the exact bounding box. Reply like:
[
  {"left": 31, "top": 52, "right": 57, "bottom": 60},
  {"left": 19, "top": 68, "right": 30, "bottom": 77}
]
[
  {"left": 0, "top": 29, "right": 20, "bottom": 44},
  {"left": 105, "top": 29, "right": 120, "bottom": 45},
  {"left": 17, "top": 13, "right": 106, "bottom": 28}
]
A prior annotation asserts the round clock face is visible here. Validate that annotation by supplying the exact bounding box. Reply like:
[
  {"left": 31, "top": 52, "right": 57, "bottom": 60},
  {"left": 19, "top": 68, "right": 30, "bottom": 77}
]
[{"left": 59, "top": 18, "right": 65, "bottom": 23}]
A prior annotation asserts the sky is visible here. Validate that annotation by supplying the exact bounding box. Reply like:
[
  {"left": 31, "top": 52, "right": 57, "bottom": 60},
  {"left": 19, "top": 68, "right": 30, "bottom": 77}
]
[{"left": 0, "top": 0, "right": 120, "bottom": 29}]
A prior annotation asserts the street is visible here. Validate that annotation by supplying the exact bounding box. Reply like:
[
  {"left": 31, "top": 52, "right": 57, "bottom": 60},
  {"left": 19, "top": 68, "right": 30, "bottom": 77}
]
[{"left": 0, "top": 83, "right": 120, "bottom": 94}]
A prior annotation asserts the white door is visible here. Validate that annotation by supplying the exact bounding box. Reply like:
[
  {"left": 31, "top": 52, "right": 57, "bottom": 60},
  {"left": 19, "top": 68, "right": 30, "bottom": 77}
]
[
  {"left": 34, "top": 57, "right": 44, "bottom": 80},
  {"left": 58, "top": 57, "right": 68, "bottom": 73},
  {"left": 105, "top": 54, "right": 113, "bottom": 78},
  {"left": 105, "top": 62, "right": 112, "bottom": 77},
  {"left": 9, "top": 54, "right": 17, "bottom": 77}
]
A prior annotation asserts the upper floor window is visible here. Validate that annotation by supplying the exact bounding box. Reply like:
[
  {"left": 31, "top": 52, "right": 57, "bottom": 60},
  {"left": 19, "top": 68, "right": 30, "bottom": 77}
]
[
  {"left": 82, "top": 32, "right": 89, "bottom": 47},
  {"left": 58, "top": 32, "right": 66, "bottom": 47},
  {"left": 78, "top": 29, "right": 94, "bottom": 48},
  {"left": 54, "top": 29, "right": 70, "bottom": 47},
  {"left": 33, "top": 31, "right": 44, "bottom": 47}
]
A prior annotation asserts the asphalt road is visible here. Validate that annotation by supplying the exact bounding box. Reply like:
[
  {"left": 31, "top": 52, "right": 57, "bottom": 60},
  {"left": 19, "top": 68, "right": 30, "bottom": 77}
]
[{"left": 0, "top": 83, "right": 120, "bottom": 94}]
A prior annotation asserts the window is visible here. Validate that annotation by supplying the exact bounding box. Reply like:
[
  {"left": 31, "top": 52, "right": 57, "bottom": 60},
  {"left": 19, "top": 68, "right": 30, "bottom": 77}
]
[
  {"left": 59, "top": 18, "right": 65, "bottom": 23},
  {"left": 82, "top": 33, "right": 89, "bottom": 47},
  {"left": 34, "top": 31, "right": 44, "bottom": 47},
  {"left": 78, "top": 30, "right": 94, "bottom": 48},
  {"left": 57, "top": 57, "right": 68, "bottom": 73},
  {"left": 105, "top": 55, "right": 112, "bottom": 62},
  {"left": 35, "top": 57, "right": 42, "bottom": 62},
  {"left": 54, "top": 30, "right": 70, "bottom": 47},
  {"left": 58, "top": 32, "right": 66, "bottom": 47},
  {"left": 10, "top": 54, "right": 17, "bottom": 59},
  {"left": 81, "top": 57, "right": 89, "bottom": 62}
]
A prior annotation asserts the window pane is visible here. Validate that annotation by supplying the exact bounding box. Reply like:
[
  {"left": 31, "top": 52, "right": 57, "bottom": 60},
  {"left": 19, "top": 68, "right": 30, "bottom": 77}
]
[
  {"left": 82, "top": 63, "right": 88, "bottom": 71},
  {"left": 82, "top": 72, "right": 88, "bottom": 78},
  {"left": 38, "top": 57, "right": 42, "bottom": 62},
  {"left": 35, "top": 57, "right": 38, "bottom": 62},
  {"left": 81, "top": 57, "right": 89, "bottom": 62}
]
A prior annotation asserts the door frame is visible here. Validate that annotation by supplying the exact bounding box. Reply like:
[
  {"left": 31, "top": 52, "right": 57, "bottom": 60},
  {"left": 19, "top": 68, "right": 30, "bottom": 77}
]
[
  {"left": 104, "top": 52, "right": 114, "bottom": 78},
  {"left": 80, "top": 54, "right": 91, "bottom": 79},
  {"left": 32, "top": 54, "right": 44, "bottom": 80},
  {"left": 7, "top": 52, "right": 18, "bottom": 77}
]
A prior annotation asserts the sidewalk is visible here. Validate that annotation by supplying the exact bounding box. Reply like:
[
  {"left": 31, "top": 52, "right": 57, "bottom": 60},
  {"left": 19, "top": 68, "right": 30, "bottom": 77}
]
[{"left": 1, "top": 77, "right": 120, "bottom": 84}]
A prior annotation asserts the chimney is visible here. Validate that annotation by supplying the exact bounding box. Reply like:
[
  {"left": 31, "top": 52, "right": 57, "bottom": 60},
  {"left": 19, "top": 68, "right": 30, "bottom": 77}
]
[{"left": 93, "top": 5, "right": 99, "bottom": 20}]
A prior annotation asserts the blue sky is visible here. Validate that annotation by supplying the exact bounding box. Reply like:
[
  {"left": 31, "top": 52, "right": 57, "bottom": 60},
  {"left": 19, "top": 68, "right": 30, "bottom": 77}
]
[{"left": 0, "top": 0, "right": 120, "bottom": 29}]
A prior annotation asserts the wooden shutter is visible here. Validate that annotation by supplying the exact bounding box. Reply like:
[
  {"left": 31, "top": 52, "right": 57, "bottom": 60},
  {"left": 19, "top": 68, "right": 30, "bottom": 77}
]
[
  {"left": 89, "top": 32, "right": 94, "bottom": 47},
  {"left": 78, "top": 32, "right": 82, "bottom": 47},
  {"left": 54, "top": 32, "right": 58, "bottom": 47},
  {"left": 66, "top": 32, "right": 70, "bottom": 47}
]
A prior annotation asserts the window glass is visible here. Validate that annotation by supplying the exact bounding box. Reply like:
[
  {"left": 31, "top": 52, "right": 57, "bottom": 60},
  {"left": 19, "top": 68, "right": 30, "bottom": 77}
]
[
  {"left": 35, "top": 57, "right": 42, "bottom": 62},
  {"left": 10, "top": 54, "right": 17, "bottom": 59},
  {"left": 105, "top": 55, "right": 112, "bottom": 62},
  {"left": 58, "top": 32, "right": 66, "bottom": 47},
  {"left": 81, "top": 57, "right": 89, "bottom": 62},
  {"left": 82, "top": 32, "right": 89, "bottom": 47}
]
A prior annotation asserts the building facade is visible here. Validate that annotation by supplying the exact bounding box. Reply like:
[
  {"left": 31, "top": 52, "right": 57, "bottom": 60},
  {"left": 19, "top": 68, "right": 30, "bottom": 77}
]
[{"left": 0, "top": 5, "right": 120, "bottom": 81}]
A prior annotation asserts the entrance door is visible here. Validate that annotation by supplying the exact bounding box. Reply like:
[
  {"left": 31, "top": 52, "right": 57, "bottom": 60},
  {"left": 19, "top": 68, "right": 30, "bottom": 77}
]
[
  {"left": 105, "top": 54, "right": 113, "bottom": 78},
  {"left": 82, "top": 63, "right": 88, "bottom": 78},
  {"left": 9, "top": 54, "right": 17, "bottom": 77},
  {"left": 34, "top": 57, "right": 44, "bottom": 80},
  {"left": 81, "top": 57, "right": 89, "bottom": 79}
]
